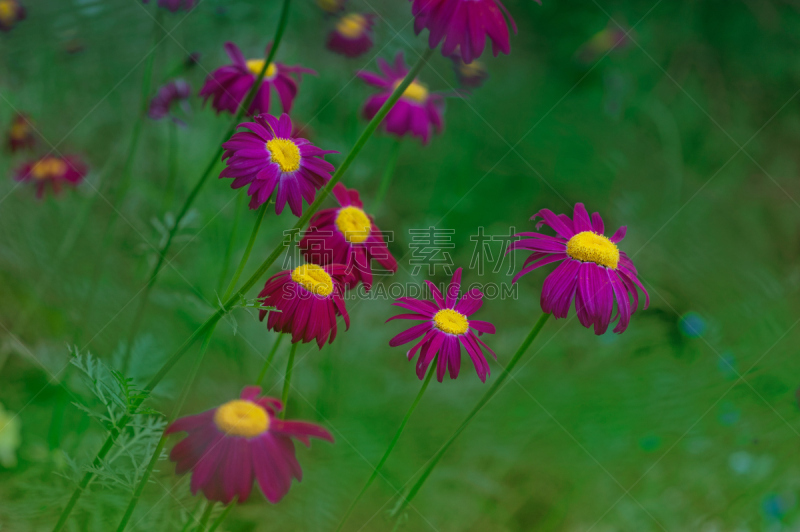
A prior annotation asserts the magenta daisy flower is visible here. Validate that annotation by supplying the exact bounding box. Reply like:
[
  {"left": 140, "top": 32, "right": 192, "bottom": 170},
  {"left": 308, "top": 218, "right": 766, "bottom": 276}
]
[
  {"left": 299, "top": 183, "right": 397, "bottom": 291},
  {"left": 258, "top": 263, "right": 350, "bottom": 348},
  {"left": 220, "top": 113, "right": 336, "bottom": 214},
  {"left": 326, "top": 13, "right": 376, "bottom": 58},
  {"left": 200, "top": 42, "right": 315, "bottom": 116},
  {"left": 410, "top": 0, "right": 525, "bottom": 64},
  {"left": 142, "top": 0, "right": 195, "bottom": 12},
  {"left": 509, "top": 203, "right": 650, "bottom": 335},
  {"left": 7, "top": 113, "right": 35, "bottom": 153},
  {"left": 166, "top": 386, "right": 333, "bottom": 504},
  {"left": 0, "top": 0, "right": 25, "bottom": 32},
  {"left": 148, "top": 79, "right": 191, "bottom": 125},
  {"left": 358, "top": 52, "right": 445, "bottom": 144},
  {"left": 388, "top": 268, "right": 496, "bottom": 383},
  {"left": 14, "top": 155, "right": 87, "bottom": 198}
]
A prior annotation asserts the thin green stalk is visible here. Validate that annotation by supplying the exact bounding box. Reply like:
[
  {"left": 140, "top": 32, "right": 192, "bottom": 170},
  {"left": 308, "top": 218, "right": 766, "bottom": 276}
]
[
  {"left": 115, "top": 205, "right": 268, "bottom": 532},
  {"left": 373, "top": 140, "right": 402, "bottom": 211},
  {"left": 390, "top": 313, "right": 552, "bottom": 520},
  {"left": 280, "top": 343, "right": 298, "bottom": 419},
  {"left": 194, "top": 501, "right": 215, "bottom": 532},
  {"left": 119, "top": 0, "right": 293, "bottom": 370},
  {"left": 206, "top": 502, "right": 233, "bottom": 532},
  {"left": 179, "top": 500, "right": 203, "bottom": 532},
  {"left": 256, "top": 333, "right": 285, "bottom": 386},
  {"left": 52, "top": 48, "right": 432, "bottom": 532},
  {"left": 334, "top": 361, "right": 436, "bottom": 532}
]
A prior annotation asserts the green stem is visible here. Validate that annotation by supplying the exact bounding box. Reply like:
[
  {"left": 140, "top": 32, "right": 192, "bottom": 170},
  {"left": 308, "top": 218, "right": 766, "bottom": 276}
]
[
  {"left": 179, "top": 500, "right": 203, "bottom": 532},
  {"left": 256, "top": 333, "right": 285, "bottom": 386},
  {"left": 194, "top": 501, "right": 215, "bottom": 532},
  {"left": 118, "top": 0, "right": 293, "bottom": 372},
  {"left": 206, "top": 503, "right": 233, "bottom": 532},
  {"left": 373, "top": 140, "right": 402, "bottom": 211},
  {"left": 334, "top": 361, "right": 436, "bottom": 532},
  {"left": 52, "top": 47, "right": 432, "bottom": 532},
  {"left": 280, "top": 343, "right": 298, "bottom": 419},
  {"left": 390, "top": 313, "right": 551, "bottom": 519},
  {"left": 114, "top": 206, "right": 268, "bottom": 532}
]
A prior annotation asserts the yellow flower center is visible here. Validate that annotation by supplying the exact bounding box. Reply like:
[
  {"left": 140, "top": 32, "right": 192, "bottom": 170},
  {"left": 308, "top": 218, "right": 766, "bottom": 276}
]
[
  {"left": 30, "top": 158, "right": 67, "bottom": 180},
  {"left": 459, "top": 60, "right": 484, "bottom": 77},
  {"left": 394, "top": 80, "right": 429, "bottom": 103},
  {"left": 246, "top": 59, "right": 278, "bottom": 79},
  {"left": 433, "top": 309, "right": 469, "bottom": 335},
  {"left": 10, "top": 121, "right": 28, "bottom": 140},
  {"left": 213, "top": 400, "right": 270, "bottom": 438},
  {"left": 336, "top": 14, "right": 368, "bottom": 38},
  {"left": 0, "top": 1, "right": 16, "bottom": 25},
  {"left": 266, "top": 138, "right": 301, "bottom": 173},
  {"left": 566, "top": 231, "right": 619, "bottom": 269},
  {"left": 335, "top": 206, "right": 371, "bottom": 243},
  {"left": 291, "top": 264, "right": 334, "bottom": 297}
]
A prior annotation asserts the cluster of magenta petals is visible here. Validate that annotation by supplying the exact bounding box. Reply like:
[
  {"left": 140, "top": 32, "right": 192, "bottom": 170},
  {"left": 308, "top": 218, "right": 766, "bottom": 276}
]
[
  {"left": 166, "top": 386, "right": 333, "bottom": 505},
  {"left": 299, "top": 183, "right": 398, "bottom": 291},
  {"left": 409, "top": 0, "right": 520, "bottom": 64},
  {"left": 510, "top": 203, "right": 650, "bottom": 335},
  {"left": 257, "top": 264, "right": 351, "bottom": 349},
  {"left": 221, "top": 113, "right": 336, "bottom": 214},
  {"left": 327, "top": 14, "right": 376, "bottom": 58},
  {"left": 199, "top": 42, "right": 314, "bottom": 116},
  {"left": 14, "top": 156, "right": 88, "bottom": 199},
  {"left": 143, "top": 0, "right": 196, "bottom": 12},
  {"left": 358, "top": 52, "right": 444, "bottom": 144},
  {"left": 388, "top": 268, "right": 496, "bottom": 383}
]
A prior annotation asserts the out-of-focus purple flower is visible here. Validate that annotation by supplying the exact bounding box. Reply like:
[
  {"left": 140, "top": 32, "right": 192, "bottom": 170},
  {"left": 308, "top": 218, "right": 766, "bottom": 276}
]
[
  {"left": 450, "top": 55, "right": 489, "bottom": 89},
  {"left": 326, "top": 13, "right": 375, "bottom": 58},
  {"left": 142, "top": 0, "right": 196, "bottom": 13},
  {"left": 0, "top": 0, "right": 26, "bottom": 32},
  {"left": 575, "top": 23, "right": 631, "bottom": 64},
  {"left": 148, "top": 79, "right": 192, "bottom": 125},
  {"left": 358, "top": 52, "right": 446, "bottom": 144},
  {"left": 199, "top": 42, "right": 315, "bottom": 116},
  {"left": 409, "top": 0, "right": 524, "bottom": 64},
  {"left": 14, "top": 155, "right": 88, "bottom": 198},
  {"left": 7, "top": 113, "right": 35, "bottom": 153}
]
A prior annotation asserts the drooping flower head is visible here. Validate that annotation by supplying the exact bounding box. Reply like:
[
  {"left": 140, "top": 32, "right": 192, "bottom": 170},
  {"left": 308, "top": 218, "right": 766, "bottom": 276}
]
[
  {"left": 0, "top": 0, "right": 25, "bottom": 32},
  {"left": 451, "top": 55, "right": 489, "bottom": 89},
  {"left": 509, "top": 203, "right": 649, "bottom": 335},
  {"left": 167, "top": 386, "right": 333, "bottom": 504},
  {"left": 258, "top": 263, "right": 350, "bottom": 348},
  {"left": 221, "top": 113, "right": 336, "bottom": 215},
  {"left": 148, "top": 79, "right": 191, "bottom": 125},
  {"left": 7, "top": 113, "right": 35, "bottom": 152},
  {"left": 142, "top": 0, "right": 195, "bottom": 12},
  {"left": 14, "top": 155, "right": 87, "bottom": 198},
  {"left": 326, "top": 13, "right": 376, "bottom": 58},
  {"left": 300, "top": 183, "right": 397, "bottom": 291},
  {"left": 358, "top": 52, "right": 445, "bottom": 144},
  {"left": 200, "top": 42, "right": 315, "bottom": 116},
  {"left": 388, "top": 268, "right": 496, "bottom": 383},
  {"left": 410, "top": 0, "right": 527, "bottom": 64}
]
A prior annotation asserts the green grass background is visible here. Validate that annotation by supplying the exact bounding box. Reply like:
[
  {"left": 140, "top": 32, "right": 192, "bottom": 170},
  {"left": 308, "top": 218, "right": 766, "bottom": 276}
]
[{"left": 2, "top": 0, "right": 800, "bottom": 530}]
